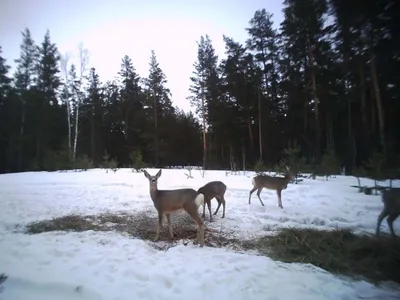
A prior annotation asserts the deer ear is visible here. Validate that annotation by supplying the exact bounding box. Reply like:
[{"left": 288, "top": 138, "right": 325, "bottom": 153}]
[
  {"left": 143, "top": 170, "right": 151, "bottom": 179},
  {"left": 156, "top": 169, "right": 162, "bottom": 179}
]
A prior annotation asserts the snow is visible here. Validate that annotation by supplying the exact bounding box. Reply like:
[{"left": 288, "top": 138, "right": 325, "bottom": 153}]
[{"left": 0, "top": 168, "right": 399, "bottom": 300}]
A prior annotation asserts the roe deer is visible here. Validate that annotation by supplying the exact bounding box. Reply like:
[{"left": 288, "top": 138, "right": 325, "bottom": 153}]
[
  {"left": 376, "top": 188, "right": 400, "bottom": 238},
  {"left": 249, "top": 167, "right": 294, "bottom": 208},
  {"left": 143, "top": 169, "right": 205, "bottom": 246},
  {"left": 197, "top": 181, "right": 227, "bottom": 222}
]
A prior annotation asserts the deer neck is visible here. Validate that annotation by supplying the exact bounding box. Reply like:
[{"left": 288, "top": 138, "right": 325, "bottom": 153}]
[{"left": 149, "top": 184, "right": 158, "bottom": 200}]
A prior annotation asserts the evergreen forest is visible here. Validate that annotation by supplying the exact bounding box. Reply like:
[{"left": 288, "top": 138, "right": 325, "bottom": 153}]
[{"left": 0, "top": 0, "right": 399, "bottom": 177}]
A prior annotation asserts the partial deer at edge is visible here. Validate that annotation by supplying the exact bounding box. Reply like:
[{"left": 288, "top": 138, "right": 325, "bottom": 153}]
[
  {"left": 249, "top": 167, "right": 294, "bottom": 209},
  {"left": 376, "top": 187, "right": 400, "bottom": 238},
  {"left": 143, "top": 169, "right": 205, "bottom": 246},
  {"left": 197, "top": 181, "right": 227, "bottom": 222}
]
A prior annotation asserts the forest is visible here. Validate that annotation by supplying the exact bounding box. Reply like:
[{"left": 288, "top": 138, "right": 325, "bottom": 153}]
[{"left": 0, "top": 0, "right": 399, "bottom": 177}]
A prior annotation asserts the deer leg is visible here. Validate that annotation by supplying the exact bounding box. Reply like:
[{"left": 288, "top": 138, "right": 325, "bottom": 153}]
[
  {"left": 256, "top": 188, "right": 265, "bottom": 206},
  {"left": 166, "top": 213, "right": 174, "bottom": 239},
  {"left": 249, "top": 187, "right": 257, "bottom": 204},
  {"left": 155, "top": 212, "right": 163, "bottom": 241},
  {"left": 186, "top": 205, "right": 205, "bottom": 246},
  {"left": 214, "top": 196, "right": 226, "bottom": 219},
  {"left": 387, "top": 213, "right": 399, "bottom": 238},
  {"left": 213, "top": 198, "right": 221, "bottom": 215},
  {"left": 202, "top": 199, "right": 206, "bottom": 219},
  {"left": 206, "top": 200, "right": 213, "bottom": 222},
  {"left": 277, "top": 189, "right": 283, "bottom": 209},
  {"left": 222, "top": 197, "right": 226, "bottom": 218},
  {"left": 376, "top": 209, "right": 388, "bottom": 237}
]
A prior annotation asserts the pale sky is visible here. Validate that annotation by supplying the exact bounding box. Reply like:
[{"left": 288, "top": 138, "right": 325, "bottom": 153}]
[{"left": 0, "top": 0, "right": 283, "bottom": 112}]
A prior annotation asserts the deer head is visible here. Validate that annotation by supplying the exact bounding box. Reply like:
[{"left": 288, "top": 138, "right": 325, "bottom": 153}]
[{"left": 143, "top": 169, "right": 162, "bottom": 191}]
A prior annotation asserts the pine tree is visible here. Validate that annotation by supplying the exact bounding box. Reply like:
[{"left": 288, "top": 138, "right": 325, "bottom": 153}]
[
  {"left": 34, "top": 30, "right": 62, "bottom": 168},
  {"left": 0, "top": 47, "right": 14, "bottom": 172},
  {"left": 280, "top": 0, "right": 329, "bottom": 162},
  {"left": 14, "top": 28, "right": 38, "bottom": 170},
  {"left": 118, "top": 55, "right": 141, "bottom": 142},
  {"left": 144, "top": 50, "right": 173, "bottom": 166},
  {"left": 189, "top": 35, "right": 219, "bottom": 173},
  {"left": 86, "top": 68, "right": 103, "bottom": 162}
]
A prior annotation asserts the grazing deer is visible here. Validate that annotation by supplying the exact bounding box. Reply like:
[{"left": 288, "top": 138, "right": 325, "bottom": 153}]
[
  {"left": 197, "top": 181, "right": 227, "bottom": 222},
  {"left": 249, "top": 167, "right": 294, "bottom": 209},
  {"left": 143, "top": 169, "right": 205, "bottom": 246},
  {"left": 376, "top": 188, "right": 400, "bottom": 238}
]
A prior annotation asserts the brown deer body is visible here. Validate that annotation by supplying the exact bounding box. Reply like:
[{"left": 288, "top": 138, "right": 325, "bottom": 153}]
[
  {"left": 143, "top": 169, "right": 205, "bottom": 246},
  {"left": 197, "top": 181, "right": 227, "bottom": 222},
  {"left": 249, "top": 167, "right": 294, "bottom": 208},
  {"left": 376, "top": 188, "right": 400, "bottom": 238}
]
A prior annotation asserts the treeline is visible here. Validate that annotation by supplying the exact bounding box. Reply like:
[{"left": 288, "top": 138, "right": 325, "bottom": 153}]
[
  {"left": 0, "top": 35, "right": 202, "bottom": 173},
  {"left": 0, "top": 0, "right": 399, "bottom": 175}
]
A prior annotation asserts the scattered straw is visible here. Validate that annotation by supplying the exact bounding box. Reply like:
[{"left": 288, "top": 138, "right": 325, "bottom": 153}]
[
  {"left": 25, "top": 210, "right": 249, "bottom": 250},
  {"left": 252, "top": 227, "right": 400, "bottom": 285}
]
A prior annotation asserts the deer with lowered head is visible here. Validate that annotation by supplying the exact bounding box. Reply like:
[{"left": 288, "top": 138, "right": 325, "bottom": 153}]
[
  {"left": 197, "top": 181, "right": 227, "bottom": 222},
  {"left": 143, "top": 169, "right": 205, "bottom": 246},
  {"left": 376, "top": 187, "right": 400, "bottom": 238},
  {"left": 249, "top": 166, "right": 294, "bottom": 209}
]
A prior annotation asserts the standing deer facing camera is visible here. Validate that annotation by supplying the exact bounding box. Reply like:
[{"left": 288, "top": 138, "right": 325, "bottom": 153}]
[
  {"left": 143, "top": 169, "right": 205, "bottom": 246},
  {"left": 197, "top": 181, "right": 227, "bottom": 222},
  {"left": 249, "top": 167, "right": 294, "bottom": 208}
]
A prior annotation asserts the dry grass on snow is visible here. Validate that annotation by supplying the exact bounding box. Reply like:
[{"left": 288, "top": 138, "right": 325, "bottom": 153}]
[
  {"left": 24, "top": 212, "right": 400, "bottom": 285},
  {"left": 25, "top": 211, "right": 252, "bottom": 251},
  {"left": 253, "top": 228, "right": 400, "bottom": 285}
]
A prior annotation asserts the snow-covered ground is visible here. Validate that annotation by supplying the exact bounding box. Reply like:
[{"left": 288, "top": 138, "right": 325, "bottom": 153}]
[{"left": 0, "top": 168, "right": 399, "bottom": 299}]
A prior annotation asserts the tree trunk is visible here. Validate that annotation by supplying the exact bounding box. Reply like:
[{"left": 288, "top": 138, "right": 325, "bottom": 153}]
[
  {"left": 369, "top": 50, "right": 386, "bottom": 154},
  {"left": 73, "top": 94, "right": 80, "bottom": 162},
  {"left": 258, "top": 85, "right": 263, "bottom": 161},
  {"left": 370, "top": 87, "right": 377, "bottom": 143},
  {"left": 18, "top": 98, "right": 26, "bottom": 171},
  {"left": 242, "top": 137, "right": 246, "bottom": 172},
  {"left": 308, "top": 44, "right": 321, "bottom": 161},
  {"left": 347, "top": 87, "right": 353, "bottom": 163},
  {"left": 153, "top": 91, "right": 159, "bottom": 166},
  {"left": 358, "top": 60, "right": 368, "bottom": 142},
  {"left": 201, "top": 89, "right": 207, "bottom": 176},
  {"left": 303, "top": 91, "right": 308, "bottom": 136},
  {"left": 247, "top": 116, "right": 254, "bottom": 157},
  {"left": 125, "top": 109, "right": 129, "bottom": 141},
  {"left": 90, "top": 100, "right": 95, "bottom": 160},
  {"left": 66, "top": 97, "right": 71, "bottom": 159},
  {"left": 326, "top": 113, "right": 333, "bottom": 151},
  {"left": 229, "top": 142, "right": 235, "bottom": 171}
]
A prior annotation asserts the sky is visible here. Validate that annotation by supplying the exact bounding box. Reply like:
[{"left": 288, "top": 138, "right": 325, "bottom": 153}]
[{"left": 0, "top": 0, "right": 284, "bottom": 112}]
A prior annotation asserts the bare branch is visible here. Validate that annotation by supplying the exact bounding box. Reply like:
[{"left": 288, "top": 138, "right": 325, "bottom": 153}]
[
  {"left": 78, "top": 42, "right": 90, "bottom": 80},
  {"left": 60, "top": 52, "right": 71, "bottom": 82}
]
